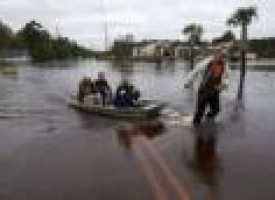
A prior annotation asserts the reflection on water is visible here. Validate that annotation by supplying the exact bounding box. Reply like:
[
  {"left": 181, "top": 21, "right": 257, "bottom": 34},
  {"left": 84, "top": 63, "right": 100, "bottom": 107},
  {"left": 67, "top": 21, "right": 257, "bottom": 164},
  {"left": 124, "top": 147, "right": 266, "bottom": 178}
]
[
  {"left": 116, "top": 120, "right": 165, "bottom": 149},
  {"left": 193, "top": 125, "right": 219, "bottom": 184},
  {"left": 111, "top": 61, "right": 134, "bottom": 81},
  {"left": 189, "top": 124, "right": 220, "bottom": 199},
  {"left": 154, "top": 60, "right": 177, "bottom": 75}
]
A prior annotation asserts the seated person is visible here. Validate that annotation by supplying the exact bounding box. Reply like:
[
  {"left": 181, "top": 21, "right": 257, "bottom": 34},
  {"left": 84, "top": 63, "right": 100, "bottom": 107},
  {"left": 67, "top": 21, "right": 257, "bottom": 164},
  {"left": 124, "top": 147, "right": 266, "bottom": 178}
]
[
  {"left": 114, "top": 79, "right": 140, "bottom": 108},
  {"left": 77, "top": 76, "right": 92, "bottom": 103},
  {"left": 77, "top": 77, "right": 99, "bottom": 104},
  {"left": 83, "top": 81, "right": 101, "bottom": 106},
  {"left": 95, "top": 72, "right": 112, "bottom": 105}
]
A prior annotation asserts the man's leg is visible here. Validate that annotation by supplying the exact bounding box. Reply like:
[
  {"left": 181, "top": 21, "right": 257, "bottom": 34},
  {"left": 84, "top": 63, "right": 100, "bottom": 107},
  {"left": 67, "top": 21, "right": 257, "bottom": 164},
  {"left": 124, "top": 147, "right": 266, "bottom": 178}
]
[
  {"left": 77, "top": 91, "right": 84, "bottom": 103},
  {"left": 100, "top": 91, "right": 107, "bottom": 105},
  {"left": 207, "top": 92, "right": 220, "bottom": 119},
  {"left": 193, "top": 91, "right": 208, "bottom": 124}
]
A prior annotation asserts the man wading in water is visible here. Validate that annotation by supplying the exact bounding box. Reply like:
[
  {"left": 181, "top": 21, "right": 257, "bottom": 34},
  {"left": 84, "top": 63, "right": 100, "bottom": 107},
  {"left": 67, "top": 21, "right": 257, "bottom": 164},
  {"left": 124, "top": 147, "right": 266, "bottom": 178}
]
[{"left": 193, "top": 50, "right": 227, "bottom": 124}]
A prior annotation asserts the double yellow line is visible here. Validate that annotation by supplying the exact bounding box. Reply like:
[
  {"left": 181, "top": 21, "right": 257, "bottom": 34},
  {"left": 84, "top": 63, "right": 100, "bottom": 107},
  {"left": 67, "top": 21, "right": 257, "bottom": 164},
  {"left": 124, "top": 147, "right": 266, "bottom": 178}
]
[{"left": 133, "top": 136, "right": 191, "bottom": 200}]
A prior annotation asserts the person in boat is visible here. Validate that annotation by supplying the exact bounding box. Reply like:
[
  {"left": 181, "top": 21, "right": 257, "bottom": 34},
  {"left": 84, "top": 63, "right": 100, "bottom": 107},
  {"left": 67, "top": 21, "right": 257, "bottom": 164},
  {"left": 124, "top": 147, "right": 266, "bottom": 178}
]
[
  {"left": 77, "top": 76, "right": 99, "bottom": 103},
  {"left": 77, "top": 76, "right": 92, "bottom": 103},
  {"left": 193, "top": 50, "right": 227, "bottom": 124},
  {"left": 114, "top": 79, "right": 140, "bottom": 108},
  {"left": 95, "top": 72, "right": 112, "bottom": 105}
]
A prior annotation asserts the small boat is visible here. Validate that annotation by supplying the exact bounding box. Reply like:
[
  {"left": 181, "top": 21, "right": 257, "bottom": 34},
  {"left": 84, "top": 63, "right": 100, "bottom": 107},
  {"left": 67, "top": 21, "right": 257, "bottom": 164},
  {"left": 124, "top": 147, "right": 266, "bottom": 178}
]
[
  {"left": 68, "top": 95, "right": 166, "bottom": 120},
  {"left": 0, "top": 67, "right": 19, "bottom": 75},
  {"left": 0, "top": 62, "right": 18, "bottom": 75}
]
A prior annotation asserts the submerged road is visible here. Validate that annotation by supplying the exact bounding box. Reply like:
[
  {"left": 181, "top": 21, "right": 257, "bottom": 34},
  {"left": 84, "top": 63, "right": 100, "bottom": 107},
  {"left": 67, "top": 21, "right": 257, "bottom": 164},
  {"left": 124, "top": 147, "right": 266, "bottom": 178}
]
[
  {"left": 133, "top": 136, "right": 191, "bottom": 200},
  {"left": 0, "top": 60, "right": 275, "bottom": 200}
]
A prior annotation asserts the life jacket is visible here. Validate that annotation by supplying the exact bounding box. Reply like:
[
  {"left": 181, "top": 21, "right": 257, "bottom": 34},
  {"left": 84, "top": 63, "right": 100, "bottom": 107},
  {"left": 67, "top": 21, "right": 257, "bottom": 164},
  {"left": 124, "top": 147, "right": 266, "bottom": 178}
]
[{"left": 200, "top": 58, "right": 225, "bottom": 93}]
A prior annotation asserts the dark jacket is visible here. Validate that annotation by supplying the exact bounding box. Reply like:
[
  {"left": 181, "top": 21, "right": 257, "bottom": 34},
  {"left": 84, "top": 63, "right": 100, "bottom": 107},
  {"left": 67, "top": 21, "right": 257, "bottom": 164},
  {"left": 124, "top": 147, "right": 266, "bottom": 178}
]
[
  {"left": 114, "top": 83, "right": 140, "bottom": 107},
  {"left": 95, "top": 79, "right": 110, "bottom": 93}
]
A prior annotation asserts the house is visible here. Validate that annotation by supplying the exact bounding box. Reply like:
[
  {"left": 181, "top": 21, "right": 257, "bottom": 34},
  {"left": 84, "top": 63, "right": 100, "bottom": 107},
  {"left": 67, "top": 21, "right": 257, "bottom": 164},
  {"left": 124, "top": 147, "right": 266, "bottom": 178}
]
[
  {"left": 231, "top": 51, "right": 257, "bottom": 60},
  {"left": 132, "top": 40, "right": 191, "bottom": 59},
  {"left": 132, "top": 43, "right": 159, "bottom": 58}
]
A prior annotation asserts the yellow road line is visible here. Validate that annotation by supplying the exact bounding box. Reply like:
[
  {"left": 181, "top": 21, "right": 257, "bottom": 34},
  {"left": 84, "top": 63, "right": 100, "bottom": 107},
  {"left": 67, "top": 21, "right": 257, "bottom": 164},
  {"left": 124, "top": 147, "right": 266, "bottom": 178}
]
[
  {"left": 137, "top": 136, "right": 191, "bottom": 200},
  {"left": 133, "top": 143, "right": 168, "bottom": 200}
]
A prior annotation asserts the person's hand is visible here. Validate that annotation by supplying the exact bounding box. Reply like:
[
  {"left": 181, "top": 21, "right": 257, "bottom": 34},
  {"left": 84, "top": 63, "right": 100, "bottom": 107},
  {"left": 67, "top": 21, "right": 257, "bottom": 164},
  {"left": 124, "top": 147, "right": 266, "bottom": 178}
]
[
  {"left": 222, "top": 83, "right": 229, "bottom": 91},
  {"left": 215, "top": 83, "right": 227, "bottom": 92}
]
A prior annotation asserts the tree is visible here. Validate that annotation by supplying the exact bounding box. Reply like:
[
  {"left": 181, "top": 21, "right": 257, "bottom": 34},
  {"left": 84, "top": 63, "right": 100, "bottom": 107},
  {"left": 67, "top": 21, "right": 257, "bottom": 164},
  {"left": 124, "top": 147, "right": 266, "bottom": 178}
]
[
  {"left": 0, "top": 20, "right": 13, "bottom": 50},
  {"left": 0, "top": 20, "right": 94, "bottom": 62},
  {"left": 110, "top": 35, "right": 134, "bottom": 59},
  {"left": 183, "top": 23, "right": 203, "bottom": 69},
  {"left": 227, "top": 7, "right": 257, "bottom": 100},
  {"left": 18, "top": 20, "right": 53, "bottom": 62}
]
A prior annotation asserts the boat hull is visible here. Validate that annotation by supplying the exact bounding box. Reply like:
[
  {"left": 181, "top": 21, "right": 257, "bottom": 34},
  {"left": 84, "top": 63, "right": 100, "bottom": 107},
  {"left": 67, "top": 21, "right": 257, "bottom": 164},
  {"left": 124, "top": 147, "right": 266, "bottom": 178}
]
[{"left": 68, "top": 98, "right": 165, "bottom": 120}]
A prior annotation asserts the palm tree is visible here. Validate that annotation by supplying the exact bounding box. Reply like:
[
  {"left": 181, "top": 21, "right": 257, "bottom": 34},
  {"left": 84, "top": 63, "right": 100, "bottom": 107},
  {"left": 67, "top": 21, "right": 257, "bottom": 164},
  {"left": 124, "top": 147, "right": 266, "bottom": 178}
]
[
  {"left": 227, "top": 7, "right": 257, "bottom": 100},
  {"left": 183, "top": 23, "right": 203, "bottom": 69}
]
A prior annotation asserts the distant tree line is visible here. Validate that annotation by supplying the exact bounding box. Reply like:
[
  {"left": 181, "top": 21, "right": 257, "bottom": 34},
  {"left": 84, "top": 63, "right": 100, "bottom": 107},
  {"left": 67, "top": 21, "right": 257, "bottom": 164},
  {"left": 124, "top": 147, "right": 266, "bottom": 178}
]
[
  {"left": 211, "top": 32, "right": 275, "bottom": 59},
  {"left": 212, "top": 30, "right": 235, "bottom": 45},
  {"left": 249, "top": 38, "right": 275, "bottom": 58},
  {"left": 107, "top": 35, "right": 135, "bottom": 59},
  {"left": 109, "top": 39, "right": 133, "bottom": 59},
  {"left": 0, "top": 20, "right": 95, "bottom": 62},
  {"left": 0, "top": 20, "right": 24, "bottom": 50}
]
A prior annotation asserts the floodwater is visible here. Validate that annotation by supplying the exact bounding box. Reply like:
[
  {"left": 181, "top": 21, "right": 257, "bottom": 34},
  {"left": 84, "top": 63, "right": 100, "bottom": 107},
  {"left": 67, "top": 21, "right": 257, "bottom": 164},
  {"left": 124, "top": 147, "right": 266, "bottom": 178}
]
[{"left": 0, "top": 59, "right": 275, "bottom": 200}]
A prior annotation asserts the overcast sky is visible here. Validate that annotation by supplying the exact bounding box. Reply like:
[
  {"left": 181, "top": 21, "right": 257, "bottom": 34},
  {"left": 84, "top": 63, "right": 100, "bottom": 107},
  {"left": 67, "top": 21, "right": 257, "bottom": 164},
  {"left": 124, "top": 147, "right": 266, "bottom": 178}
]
[{"left": 0, "top": 0, "right": 274, "bottom": 50}]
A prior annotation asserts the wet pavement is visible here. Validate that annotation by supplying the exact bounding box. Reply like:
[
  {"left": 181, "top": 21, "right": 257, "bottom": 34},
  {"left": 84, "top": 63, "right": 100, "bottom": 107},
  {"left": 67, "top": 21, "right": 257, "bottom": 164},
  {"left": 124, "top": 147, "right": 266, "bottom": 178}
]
[{"left": 0, "top": 60, "right": 275, "bottom": 200}]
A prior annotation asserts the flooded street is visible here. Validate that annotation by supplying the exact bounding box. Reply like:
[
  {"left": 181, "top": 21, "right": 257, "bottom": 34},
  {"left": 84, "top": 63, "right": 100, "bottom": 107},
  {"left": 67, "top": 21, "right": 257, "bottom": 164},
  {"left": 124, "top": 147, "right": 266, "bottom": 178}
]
[{"left": 1, "top": 59, "right": 275, "bottom": 200}]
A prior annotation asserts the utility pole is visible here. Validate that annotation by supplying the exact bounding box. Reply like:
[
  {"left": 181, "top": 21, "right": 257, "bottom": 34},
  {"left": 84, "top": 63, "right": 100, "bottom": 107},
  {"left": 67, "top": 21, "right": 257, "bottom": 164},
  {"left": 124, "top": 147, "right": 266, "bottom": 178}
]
[
  {"left": 101, "top": 0, "right": 108, "bottom": 51},
  {"left": 104, "top": 19, "right": 108, "bottom": 51},
  {"left": 55, "top": 18, "right": 60, "bottom": 38}
]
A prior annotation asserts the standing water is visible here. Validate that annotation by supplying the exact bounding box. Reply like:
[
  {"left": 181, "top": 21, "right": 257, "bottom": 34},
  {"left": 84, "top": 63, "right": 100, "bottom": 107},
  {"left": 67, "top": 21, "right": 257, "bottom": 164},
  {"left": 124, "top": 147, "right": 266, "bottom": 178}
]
[{"left": 1, "top": 59, "right": 275, "bottom": 200}]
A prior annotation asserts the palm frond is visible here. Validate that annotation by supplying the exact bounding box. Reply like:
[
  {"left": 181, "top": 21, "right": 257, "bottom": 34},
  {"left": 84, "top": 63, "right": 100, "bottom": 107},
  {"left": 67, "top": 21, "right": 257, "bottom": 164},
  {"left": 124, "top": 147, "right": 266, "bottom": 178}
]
[{"left": 227, "top": 6, "right": 257, "bottom": 26}]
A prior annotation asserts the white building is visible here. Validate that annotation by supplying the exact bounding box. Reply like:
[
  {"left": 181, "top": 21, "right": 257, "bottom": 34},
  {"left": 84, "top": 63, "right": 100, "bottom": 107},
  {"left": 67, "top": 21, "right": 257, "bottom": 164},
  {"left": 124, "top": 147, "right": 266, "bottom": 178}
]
[
  {"left": 133, "top": 43, "right": 160, "bottom": 58},
  {"left": 132, "top": 40, "right": 190, "bottom": 58}
]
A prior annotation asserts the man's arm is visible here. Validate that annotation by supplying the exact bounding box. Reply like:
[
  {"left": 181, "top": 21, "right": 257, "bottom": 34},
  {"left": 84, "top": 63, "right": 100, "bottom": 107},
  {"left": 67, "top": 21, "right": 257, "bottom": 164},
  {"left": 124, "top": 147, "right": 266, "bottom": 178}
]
[{"left": 217, "top": 60, "right": 230, "bottom": 92}]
